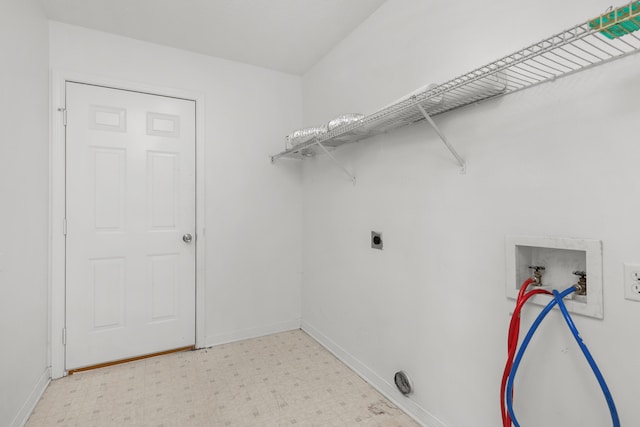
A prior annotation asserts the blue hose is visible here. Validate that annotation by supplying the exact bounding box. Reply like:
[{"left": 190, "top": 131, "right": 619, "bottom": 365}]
[
  {"left": 505, "top": 286, "right": 574, "bottom": 426},
  {"left": 506, "top": 286, "right": 620, "bottom": 427},
  {"left": 552, "top": 289, "right": 620, "bottom": 427}
]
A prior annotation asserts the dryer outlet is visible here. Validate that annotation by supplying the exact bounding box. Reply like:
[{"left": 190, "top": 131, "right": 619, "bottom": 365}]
[{"left": 371, "top": 231, "right": 383, "bottom": 250}]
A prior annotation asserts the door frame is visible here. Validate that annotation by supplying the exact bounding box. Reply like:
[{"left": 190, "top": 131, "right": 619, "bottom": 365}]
[{"left": 49, "top": 70, "right": 207, "bottom": 379}]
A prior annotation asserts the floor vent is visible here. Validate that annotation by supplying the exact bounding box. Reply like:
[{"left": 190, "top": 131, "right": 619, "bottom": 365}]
[{"left": 394, "top": 371, "right": 413, "bottom": 396}]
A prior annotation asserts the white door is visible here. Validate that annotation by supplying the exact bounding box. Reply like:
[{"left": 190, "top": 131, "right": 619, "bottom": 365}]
[{"left": 65, "top": 82, "right": 196, "bottom": 370}]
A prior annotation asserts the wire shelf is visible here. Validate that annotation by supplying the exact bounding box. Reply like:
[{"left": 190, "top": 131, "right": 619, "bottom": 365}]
[{"left": 272, "top": 2, "right": 640, "bottom": 162}]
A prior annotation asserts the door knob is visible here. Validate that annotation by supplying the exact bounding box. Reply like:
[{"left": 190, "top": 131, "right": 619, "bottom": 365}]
[{"left": 182, "top": 233, "right": 193, "bottom": 243}]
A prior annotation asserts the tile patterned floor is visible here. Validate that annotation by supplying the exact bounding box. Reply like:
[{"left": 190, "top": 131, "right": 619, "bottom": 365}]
[{"left": 26, "top": 330, "right": 420, "bottom": 426}]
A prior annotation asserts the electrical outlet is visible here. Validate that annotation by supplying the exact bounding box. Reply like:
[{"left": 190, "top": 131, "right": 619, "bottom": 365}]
[
  {"left": 371, "top": 231, "right": 383, "bottom": 250},
  {"left": 623, "top": 263, "right": 640, "bottom": 302}
]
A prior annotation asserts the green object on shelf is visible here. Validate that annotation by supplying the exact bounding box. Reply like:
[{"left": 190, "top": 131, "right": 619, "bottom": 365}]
[{"left": 589, "top": 2, "right": 640, "bottom": 39}]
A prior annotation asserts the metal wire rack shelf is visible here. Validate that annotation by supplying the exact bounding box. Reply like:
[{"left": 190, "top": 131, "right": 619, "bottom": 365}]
[{"left": 271, "top": 2, "right": 640, "bottom": 179}]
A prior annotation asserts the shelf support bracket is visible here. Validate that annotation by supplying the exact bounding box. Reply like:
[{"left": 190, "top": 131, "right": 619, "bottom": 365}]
[
  {"left": 315, "top": 141, "right": 356, "bottom": 184},
  {"left": 416, "top": 104, "right": 466, "bottom": 174}
]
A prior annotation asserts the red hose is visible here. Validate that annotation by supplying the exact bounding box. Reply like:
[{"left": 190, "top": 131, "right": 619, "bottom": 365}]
[{"left": 501, "top": 279, "right": 552, "bottom": 426}]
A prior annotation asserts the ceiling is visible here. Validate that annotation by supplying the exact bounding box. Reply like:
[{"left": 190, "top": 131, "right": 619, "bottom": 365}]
[{"left": 41, "top": 0, "right": 387, "bottom": 75}]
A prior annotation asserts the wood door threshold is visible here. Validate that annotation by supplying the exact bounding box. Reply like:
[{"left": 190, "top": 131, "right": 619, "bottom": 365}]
[{"left": 67, "top": 345, "right": 195, "bottom": 375}]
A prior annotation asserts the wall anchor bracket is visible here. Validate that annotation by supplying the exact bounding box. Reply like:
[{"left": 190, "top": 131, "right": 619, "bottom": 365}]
[
  {"left": 314, "top": 141, "right": 356, "bottom": 184},
  {"left": 416, "top": 103, "right": 466, "bottom": 174}
]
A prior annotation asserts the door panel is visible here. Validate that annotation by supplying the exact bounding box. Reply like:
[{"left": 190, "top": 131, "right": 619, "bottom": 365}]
[
  {"left": 90, "top": 257, "right": 125, "bottom": 329},
  {"left": 65, "top": 82, "right": 196, "bottom": 370},
  {"left": 93, "top": 148, "right": 126, "bottom": 230}
]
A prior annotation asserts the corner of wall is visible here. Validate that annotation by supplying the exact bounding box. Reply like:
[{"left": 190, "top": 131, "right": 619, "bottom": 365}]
[{"left": 10, "top": 368, "right": 51, "bottom": 427}]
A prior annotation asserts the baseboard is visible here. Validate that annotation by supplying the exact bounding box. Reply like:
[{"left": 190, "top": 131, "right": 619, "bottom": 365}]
[
  {"left": 11, "top": 367, "right": 51, "bottom": 427},
  {"left": 301, "top": 321, "right": 448, "bottom": 427},
  {"left": 204, "top": 318, "right": 302, "bottom": 348}
]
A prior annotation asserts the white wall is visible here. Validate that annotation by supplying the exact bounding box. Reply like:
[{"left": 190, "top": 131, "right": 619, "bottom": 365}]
[
  {"left": 0, "top": 1, "right": 50, "bottom": 426},
  {"left": 50, "top": 22, "right": 304, "bottom": 348},
  {"left": 302, "top": 1, "right": 640, "bottom": 426}
]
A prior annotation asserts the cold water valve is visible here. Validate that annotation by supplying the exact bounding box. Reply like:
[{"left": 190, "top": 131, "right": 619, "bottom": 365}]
[{"left": 574, "top": 271, "right": 587, "bottom": 296}]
